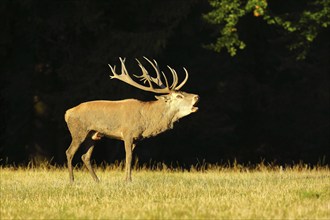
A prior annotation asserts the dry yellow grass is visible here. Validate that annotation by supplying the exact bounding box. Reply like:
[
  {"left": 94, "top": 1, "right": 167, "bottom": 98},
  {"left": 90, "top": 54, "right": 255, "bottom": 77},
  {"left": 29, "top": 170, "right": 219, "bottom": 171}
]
[{"left": 1, "top": 165, "right": 329, "bottom": 219}]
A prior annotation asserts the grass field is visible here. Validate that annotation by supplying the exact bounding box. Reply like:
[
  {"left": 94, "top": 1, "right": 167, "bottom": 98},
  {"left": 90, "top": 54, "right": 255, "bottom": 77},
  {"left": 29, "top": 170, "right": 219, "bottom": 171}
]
[{"left": 1, "top": 164, "right": 329, "bottom": 219}]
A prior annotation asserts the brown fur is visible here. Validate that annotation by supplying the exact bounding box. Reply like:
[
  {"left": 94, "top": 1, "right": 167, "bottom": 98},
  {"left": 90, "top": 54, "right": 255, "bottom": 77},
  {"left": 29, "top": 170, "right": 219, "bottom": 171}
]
[{"left": 65, "top": 91, "right": 199, "bottom": 182}]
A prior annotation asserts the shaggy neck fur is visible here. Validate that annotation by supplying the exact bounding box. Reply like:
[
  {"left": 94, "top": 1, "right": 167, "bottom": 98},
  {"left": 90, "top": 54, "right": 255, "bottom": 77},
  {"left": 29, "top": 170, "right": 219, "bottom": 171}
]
[{"left": 140, "top": 100, "right": 180, "bottom": 138}]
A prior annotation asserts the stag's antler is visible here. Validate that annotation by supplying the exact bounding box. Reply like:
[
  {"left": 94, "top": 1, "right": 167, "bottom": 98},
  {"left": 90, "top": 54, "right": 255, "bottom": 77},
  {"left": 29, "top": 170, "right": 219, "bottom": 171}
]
[{"left": 109, "top": 57, "right": 189, "bottom": 94}]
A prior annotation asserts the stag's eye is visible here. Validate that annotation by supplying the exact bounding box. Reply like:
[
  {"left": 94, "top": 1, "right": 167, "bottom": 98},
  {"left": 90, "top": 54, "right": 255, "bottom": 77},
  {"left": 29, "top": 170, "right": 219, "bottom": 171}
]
[{"left": 176, "top": 94, "right": 184, "bottom": 99}]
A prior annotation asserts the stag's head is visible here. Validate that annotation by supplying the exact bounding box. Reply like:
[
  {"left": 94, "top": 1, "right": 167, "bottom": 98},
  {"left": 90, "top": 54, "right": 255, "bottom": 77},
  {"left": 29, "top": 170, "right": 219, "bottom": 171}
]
[
  {"left": 109, "top": 57, "right": 199, "bottom": 118},
  {"left": 154, "top": 91, "right": 199, "bottom": 118}
]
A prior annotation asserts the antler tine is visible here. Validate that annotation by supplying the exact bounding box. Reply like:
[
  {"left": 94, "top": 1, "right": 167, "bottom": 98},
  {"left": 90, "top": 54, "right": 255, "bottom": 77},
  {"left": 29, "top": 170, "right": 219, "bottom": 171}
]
[
  {"left": 143, "top": 57, "right": 160, "bottom": 78},
  {"left": 167, "top": 65, "right": 178, "bottom": 90},
  {"left": 108, "top": 64, "right": 117, "bottom": 79},
  {"left": 161, "top": 71, "right": 169, "bottom": 89},
  {"left": 175, "top": 67, "right": 189, "bottom": 90},
  {"left": 142, "top": 57, "right": 168, "bottom": 89},
  {"left": 119, "top": 57, "right": 129, "bottom": 76},
  {"left": 109, "top": 57, "right": 133, "bottom": 82},
  {"left": 135, "top": 58, "right": 154, "bottom": 89}
]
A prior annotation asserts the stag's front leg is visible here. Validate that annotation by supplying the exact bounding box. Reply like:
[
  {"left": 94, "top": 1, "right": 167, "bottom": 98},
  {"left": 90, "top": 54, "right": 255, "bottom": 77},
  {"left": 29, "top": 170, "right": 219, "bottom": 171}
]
[{"left": 124, "top": 139, "right": 135, "bottom": 181}]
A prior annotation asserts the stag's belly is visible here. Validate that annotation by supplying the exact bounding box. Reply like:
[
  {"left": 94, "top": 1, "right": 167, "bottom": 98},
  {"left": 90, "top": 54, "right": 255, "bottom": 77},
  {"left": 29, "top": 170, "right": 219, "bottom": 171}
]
[
  {"left": 89, "top": 121, "right": 143, "bottom": 141},
  {"left": 90, "top": 129, "right": 144, "bottom": 142},
  {"left": 90, "top": 131, "right": 123, "bottom": 141},
  {"left": 89, "top": 126, "right": 124, "bottom": 140}
]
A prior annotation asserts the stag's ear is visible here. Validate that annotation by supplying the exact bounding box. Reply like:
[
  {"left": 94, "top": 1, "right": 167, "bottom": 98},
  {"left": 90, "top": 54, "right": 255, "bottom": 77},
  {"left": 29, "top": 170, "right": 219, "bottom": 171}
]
[{"left": 155, "top": 95, "right": 170, "bottom": 102}]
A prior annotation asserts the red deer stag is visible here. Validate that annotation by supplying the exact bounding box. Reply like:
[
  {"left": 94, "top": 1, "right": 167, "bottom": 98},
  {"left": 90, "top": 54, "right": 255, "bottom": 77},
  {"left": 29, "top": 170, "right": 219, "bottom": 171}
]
[{"left": 65, "top": 57, "right": 199, "bottom": 182}]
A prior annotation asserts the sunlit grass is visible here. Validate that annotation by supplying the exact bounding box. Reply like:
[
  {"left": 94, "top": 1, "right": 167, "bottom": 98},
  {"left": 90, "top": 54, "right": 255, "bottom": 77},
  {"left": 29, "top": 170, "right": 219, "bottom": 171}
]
[{"left": 1, "top": 163, "right": 329, "bottom": 219}]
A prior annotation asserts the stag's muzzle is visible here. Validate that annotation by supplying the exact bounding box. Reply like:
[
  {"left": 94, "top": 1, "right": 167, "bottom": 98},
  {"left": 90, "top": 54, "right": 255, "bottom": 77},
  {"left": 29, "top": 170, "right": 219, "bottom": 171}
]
[{"left": 192, "top": 95, "right": 199, "bottom": 112}]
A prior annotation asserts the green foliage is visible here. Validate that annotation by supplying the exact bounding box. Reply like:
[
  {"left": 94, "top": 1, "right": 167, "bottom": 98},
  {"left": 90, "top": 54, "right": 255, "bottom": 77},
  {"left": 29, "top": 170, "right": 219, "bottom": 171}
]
[
  {"left": 203, "top": 0, "right": 247, "bottom": 56},
  {"left": 204, "top": 0, "right": 330, "bottom": 59}
]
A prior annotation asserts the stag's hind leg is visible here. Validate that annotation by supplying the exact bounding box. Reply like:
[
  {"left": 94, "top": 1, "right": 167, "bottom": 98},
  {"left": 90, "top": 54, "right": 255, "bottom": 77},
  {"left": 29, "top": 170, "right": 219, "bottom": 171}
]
[{"left": 81, "top": 138, "right": 100, "bottom": 182}]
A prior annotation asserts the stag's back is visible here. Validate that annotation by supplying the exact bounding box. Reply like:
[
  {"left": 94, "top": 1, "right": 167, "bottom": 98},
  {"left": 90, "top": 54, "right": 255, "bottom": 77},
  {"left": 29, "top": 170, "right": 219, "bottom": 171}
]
[{"left": 65, "top": 99, "right": 147, "bottom": 138}]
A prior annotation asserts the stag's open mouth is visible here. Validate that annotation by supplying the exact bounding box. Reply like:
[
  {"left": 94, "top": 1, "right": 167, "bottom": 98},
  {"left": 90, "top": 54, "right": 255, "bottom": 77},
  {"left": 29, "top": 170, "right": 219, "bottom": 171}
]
[{"left": 191, "top": 96, "right": 199, "bottom": 112}]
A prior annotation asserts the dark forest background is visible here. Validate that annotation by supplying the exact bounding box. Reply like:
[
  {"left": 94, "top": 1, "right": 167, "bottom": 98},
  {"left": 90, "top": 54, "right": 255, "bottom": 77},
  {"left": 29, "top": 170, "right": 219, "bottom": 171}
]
[{"left": 1, "top": 0, "right": 329, "bottom": 167}]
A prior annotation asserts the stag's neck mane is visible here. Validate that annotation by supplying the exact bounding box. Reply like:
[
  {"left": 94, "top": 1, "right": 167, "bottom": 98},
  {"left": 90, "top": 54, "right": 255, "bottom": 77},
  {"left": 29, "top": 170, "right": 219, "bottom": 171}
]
[{"left": 140, "top": 99, "right": 179, "bottom": 138}]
